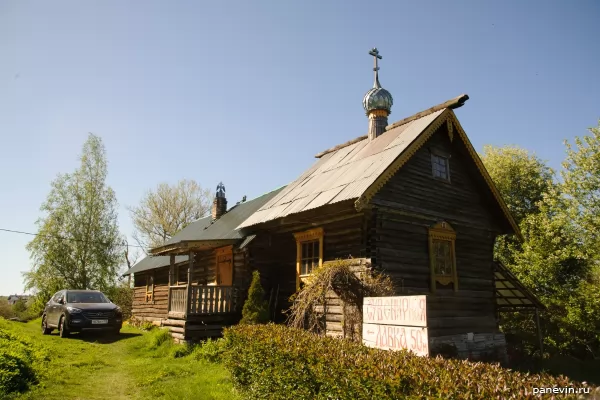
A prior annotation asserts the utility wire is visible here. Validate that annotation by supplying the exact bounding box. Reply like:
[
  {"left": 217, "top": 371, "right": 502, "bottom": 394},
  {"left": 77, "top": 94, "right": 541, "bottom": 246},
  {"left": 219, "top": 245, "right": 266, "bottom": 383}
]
[{"left": 0, "top": 228, "right": 146, "bottom": 249}]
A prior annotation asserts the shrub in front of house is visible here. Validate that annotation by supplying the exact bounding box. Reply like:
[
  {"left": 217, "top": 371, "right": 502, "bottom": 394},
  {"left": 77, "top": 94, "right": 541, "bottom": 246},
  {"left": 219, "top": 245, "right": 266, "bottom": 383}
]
[
  {"left": 0, "top": 322, "right": 49, "bottom": 395},
  {"left": 240, "top": 270, "right": 269, "bottom": 325},
  {"left": 222, "top": 324, "right": 598, "bottom": 400}
]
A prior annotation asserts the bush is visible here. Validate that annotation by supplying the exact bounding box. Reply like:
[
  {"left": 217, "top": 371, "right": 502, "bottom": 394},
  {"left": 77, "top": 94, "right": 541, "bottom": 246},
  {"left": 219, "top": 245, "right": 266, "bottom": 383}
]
[
  {"left": 240, "top": 270, "right": 269, "bottom": 325},
  {"left": 0, "top": 322, "right": 49, "bottom": 396},
  {"left": 171, "top": 343, "right": 193, "bottom": 359},
  {"left": 148, "top": 328, "right": 172, "bottom": 350},
  {"left": 191, "top": 338, "right": 227, "bottom": 363},
  {"left": 222, "top": 324, "right": 599, "bottom": 400},
  {"left": 105, "top": 283, "right": 134, "bottom": 320}
]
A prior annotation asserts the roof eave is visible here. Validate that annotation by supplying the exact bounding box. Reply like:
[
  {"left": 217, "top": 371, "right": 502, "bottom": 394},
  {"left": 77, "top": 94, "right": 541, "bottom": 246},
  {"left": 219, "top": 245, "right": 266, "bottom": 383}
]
[{"left": 150, "top": 239, "right": 239, "bottom": 256}]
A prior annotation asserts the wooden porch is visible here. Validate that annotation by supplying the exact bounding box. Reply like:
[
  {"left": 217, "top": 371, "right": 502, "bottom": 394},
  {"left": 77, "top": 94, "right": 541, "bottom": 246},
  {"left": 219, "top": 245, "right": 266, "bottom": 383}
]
[{"left": 167, "top": 284, "right": 240, "bottom": 319}]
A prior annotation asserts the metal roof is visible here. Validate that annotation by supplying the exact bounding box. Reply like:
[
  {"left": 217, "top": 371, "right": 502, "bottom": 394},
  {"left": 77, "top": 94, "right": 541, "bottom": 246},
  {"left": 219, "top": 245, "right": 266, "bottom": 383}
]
[
  {"left": 124, "top": 188, "right": 285, "bottom": 274},
  {"left": 167, "top": 187, "right": 284, "bottom": 244},
  {"left": 237, "top": 109, "right": 445, "bottom": 228},
  {"left": 122, "top": 255, "right": 188, "bottom": 276}
]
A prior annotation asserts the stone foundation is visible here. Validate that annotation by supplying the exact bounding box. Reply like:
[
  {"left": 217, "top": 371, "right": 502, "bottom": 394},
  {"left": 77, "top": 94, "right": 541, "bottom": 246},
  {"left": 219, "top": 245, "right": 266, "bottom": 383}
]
[{"left": 429, "top": 332, "right": 507, "bottom": 363}]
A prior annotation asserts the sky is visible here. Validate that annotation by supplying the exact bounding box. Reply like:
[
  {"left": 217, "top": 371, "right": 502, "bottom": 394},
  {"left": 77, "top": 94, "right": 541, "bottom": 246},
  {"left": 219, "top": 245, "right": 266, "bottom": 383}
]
[{"left": 0, "top": 0, "right": 599, "bottom": 295}]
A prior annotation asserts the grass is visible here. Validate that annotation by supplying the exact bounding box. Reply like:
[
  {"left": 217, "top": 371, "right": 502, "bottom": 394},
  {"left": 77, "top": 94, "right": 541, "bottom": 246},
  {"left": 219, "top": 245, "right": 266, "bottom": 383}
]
[{"left": 1, "top": 318, "right": 240, "bottom": 400}]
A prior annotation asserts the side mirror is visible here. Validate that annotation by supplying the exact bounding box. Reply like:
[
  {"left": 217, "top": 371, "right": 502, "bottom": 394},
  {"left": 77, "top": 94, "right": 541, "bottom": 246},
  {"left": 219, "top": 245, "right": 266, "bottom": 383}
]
[{"left": 58, "top": 298, "right": 64, "bottom": 305}]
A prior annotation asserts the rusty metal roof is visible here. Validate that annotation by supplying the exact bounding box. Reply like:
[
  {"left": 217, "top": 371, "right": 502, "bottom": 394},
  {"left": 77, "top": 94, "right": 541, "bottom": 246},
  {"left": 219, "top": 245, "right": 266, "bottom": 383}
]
[{"left": 237, "top": 109, "right": 445, "bottom": 229}]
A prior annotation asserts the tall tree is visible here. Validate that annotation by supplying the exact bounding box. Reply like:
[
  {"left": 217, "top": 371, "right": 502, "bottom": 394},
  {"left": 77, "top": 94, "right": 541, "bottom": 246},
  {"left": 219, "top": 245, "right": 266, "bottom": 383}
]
[
  {"left": 24, "top": 134, "right": 122, "bottom": 310},
  {"left": 480, "top": 145, "right": 557, "bottom": 266},
  {"left": 482, "top": 143, "right": 600, "bottom": 359},
  {"left": 128, "top": 180, "right": 212, "bottom": 251},
  {"left": 480, "top": 145, "right": 555, "bottom": 225},
  {"left": 562, "top": 120, "right": 600, "bottom": 256}
]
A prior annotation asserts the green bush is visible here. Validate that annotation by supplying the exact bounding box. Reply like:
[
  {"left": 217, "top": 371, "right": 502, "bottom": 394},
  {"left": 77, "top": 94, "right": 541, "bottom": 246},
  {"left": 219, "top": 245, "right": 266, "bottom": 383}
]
[
  {"left": 171, "top": 343, "right": 193, "bottom": 359},
  {"left": 240, "top": 270, "right": 269, "bottom": 325},
  {"left": 222, "top": 324, "right": 599, "bottom": 400},
  {"left": 105, "top": 283, "right": 134, "bottom": 320},
  {"left": 191, "top": 338, "right": 227, "bottom": 363},
  {"left": 148, "top": 328, "right": 172, "bottom": 350},
  {"left": 0, "top": 323, "right": 49, "bottom": 396}
]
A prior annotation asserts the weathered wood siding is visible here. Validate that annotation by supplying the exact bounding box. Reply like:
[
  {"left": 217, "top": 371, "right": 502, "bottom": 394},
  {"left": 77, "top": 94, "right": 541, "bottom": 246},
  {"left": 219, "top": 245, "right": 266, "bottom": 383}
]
[
  {"left": 371, "top": 124, "right": 505, "bottom": 337},
  {"left": 132, "top": 267, "right": 170, "bottom": 322},
  {"left": 248, "top": 202, "right": 366, "bottom": 322}
]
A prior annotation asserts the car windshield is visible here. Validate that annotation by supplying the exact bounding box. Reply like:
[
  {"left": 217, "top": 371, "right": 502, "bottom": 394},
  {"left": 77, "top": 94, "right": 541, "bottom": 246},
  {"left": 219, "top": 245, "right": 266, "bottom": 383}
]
[{"left": 66, "top": 292, "right": 109, "bottom": 304}]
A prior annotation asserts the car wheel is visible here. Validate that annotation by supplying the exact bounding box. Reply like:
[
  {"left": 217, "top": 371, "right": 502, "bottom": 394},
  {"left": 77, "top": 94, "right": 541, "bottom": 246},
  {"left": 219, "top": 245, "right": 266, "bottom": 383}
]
[
  {"left": 58, "top": 316, "right": 69, "bottom": 338},
  {"left": 41, "top": 315, "right": 52, "bottom": 335},
  {"left": 113, "top": 328, "right": 121, "bottom": 336}
]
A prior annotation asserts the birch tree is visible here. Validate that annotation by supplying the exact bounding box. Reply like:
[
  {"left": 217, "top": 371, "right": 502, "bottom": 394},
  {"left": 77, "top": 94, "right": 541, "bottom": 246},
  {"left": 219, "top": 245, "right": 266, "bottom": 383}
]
[{"left": 25, "top": 134, "right": 122, "bottom": 310}]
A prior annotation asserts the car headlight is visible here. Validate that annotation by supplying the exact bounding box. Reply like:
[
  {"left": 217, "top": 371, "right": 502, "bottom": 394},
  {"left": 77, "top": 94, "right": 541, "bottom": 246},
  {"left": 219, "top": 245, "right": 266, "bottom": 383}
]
[
  {"left": 66, "top": 306, "right": 82, "bottom": 313},
  {"left": 115, "top": 307, "right": 122, "bottom": 314}
]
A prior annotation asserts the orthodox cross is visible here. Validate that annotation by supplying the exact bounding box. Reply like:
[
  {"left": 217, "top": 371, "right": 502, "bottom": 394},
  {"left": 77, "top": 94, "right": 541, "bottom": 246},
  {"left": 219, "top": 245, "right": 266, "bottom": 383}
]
[
  {"left": 369, "top": 47, "right": 382, "bottom": 72},
  {"left": 369, "top": 48, "right": 382, "bottom": 87}
]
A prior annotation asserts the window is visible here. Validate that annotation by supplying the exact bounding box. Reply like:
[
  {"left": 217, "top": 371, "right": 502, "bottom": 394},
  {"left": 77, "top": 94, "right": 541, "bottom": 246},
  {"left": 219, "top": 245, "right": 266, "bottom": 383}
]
[
  {"left": 431, "top": 153, "right": 450, "bottom": 181},
  {"left": 428, "top": 221, "right": 457, "bottom": 291},
  {"left": 293, "top": 228, "right": 324, "bottom": 289},
  {"left": 145, "top": 273, "right": 154, "bottom": 302}
]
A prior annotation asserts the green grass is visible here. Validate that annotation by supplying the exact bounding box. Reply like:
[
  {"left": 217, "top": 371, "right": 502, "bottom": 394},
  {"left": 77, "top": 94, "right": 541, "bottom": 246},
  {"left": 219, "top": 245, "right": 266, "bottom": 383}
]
[{"left": 1, "top": 318, "right": 240, "bottom": 400}]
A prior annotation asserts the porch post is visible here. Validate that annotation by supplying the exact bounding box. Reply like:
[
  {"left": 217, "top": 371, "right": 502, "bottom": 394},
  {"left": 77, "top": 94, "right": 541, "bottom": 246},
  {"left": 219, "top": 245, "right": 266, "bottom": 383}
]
[
  {"left": 168, "top": 254, "right": 175, "bottom": 313},
  {"left": 535, "top": 308, "right": 544, "bottom": 358},
  {"left": 186, "top": 251, "right": 194, "bottom": 317}
]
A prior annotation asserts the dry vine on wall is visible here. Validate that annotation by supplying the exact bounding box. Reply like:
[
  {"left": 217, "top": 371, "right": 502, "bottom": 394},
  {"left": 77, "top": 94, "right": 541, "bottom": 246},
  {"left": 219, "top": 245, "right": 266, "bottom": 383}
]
[{"left": 286, "top": 259, "right": 394, "bottom": 342}]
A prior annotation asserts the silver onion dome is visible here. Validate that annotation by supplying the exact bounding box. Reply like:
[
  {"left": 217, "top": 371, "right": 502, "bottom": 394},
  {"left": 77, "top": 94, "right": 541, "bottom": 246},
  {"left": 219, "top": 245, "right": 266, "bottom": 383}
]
[
  {"left": 363, "top": 48, "right": 393, "bottom": 114},
  {"left": 363, "top": 85, "right": 394, "bottom": 114}
]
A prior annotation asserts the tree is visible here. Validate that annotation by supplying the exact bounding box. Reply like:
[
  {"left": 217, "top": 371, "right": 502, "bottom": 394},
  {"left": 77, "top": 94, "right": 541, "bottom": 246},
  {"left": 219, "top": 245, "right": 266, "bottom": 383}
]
[
  {"left": 482, "top": 143, "right": 600, "bottom": 360},
  {"left": 480, "top": 145, "right": 557, "bottom": 266},
  {"left": 480, "top": 145, "right": 556, "bottom": 225},
  {"left": 128, "top": 180, "right": 212, "bottom": 251},
  {"left": 562, "top": 120, "right": 600, "bottom": 257},
  {"left": 24, "top": 134, "right": 122, "bottom": 312},
  {"left": 240, "top": 271, "right": 269, "bottom": 324}
]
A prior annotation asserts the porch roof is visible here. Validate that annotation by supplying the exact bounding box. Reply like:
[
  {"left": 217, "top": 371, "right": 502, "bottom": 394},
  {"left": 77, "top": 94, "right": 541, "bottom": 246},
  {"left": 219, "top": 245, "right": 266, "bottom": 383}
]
[
  {"left": 494, "top": 261, "right": 545, "bottom": 311},
  {"left": 122, "top": 255, "right": 188, "bottom": 276}
]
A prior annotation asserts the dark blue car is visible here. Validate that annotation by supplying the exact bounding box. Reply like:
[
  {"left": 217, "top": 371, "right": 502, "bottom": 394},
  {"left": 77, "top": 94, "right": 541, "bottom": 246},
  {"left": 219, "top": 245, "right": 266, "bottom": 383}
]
[{"left": 41, "top": 290, "right": 122, "bottom": 337}]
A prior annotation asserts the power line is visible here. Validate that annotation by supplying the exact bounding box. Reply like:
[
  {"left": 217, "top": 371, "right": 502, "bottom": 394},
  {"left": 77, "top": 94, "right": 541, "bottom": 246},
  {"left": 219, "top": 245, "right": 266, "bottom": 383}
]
[{"left": 0, "top": 228, "right": 146, "bottom": 249}]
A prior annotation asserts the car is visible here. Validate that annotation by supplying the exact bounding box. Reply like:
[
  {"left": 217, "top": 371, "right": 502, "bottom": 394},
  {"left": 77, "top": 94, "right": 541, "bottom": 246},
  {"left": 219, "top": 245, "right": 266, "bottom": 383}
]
[{"left": 41, "top": 289, "right": 123, "bottom": 337}]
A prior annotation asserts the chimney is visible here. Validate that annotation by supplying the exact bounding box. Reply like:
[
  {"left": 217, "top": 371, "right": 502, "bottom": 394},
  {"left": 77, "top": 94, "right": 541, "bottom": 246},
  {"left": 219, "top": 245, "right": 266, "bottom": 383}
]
[{"left": 212, "top": 182, "right": 227, "bottom": 220}]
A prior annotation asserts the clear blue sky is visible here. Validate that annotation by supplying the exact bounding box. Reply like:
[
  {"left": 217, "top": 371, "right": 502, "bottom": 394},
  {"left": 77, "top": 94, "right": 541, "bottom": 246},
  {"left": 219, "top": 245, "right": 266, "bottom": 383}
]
[{"left": 1, "top": 1, "right": 598, "bottom": 295}]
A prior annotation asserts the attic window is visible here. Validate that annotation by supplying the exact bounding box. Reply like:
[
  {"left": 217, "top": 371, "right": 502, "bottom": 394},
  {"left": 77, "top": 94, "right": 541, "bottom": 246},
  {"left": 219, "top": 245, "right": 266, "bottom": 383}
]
[
  {"left": 431, "top": 153, "right": 450, "bottom": 181},
  {"left": 293, "top": 228, "right": 324, "bottom": 290}
]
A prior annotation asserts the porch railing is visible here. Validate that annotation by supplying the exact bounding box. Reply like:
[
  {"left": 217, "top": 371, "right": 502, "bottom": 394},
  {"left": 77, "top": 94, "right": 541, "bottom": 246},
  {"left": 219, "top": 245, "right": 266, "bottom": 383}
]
[
  {"left": 169, "top": 286, "right": 187, "bottom": 313},
  {"left": 189, "top": 285, "right": 238, "bottom": 315},
  {"left": 168, "top": 285, "right": 239, "bottom": 317}
]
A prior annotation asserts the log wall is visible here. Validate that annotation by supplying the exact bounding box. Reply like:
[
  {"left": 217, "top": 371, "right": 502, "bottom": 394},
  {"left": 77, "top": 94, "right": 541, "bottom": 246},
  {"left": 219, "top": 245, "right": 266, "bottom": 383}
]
[
  {"left": 371, "top": 124, "right": 505, "bottom": 337},
  {"left": 132, "top": 267, "right": 170, "bottom": 322},
  {"left": 248, "top": 202, "right": 366, "bottom": 322}
]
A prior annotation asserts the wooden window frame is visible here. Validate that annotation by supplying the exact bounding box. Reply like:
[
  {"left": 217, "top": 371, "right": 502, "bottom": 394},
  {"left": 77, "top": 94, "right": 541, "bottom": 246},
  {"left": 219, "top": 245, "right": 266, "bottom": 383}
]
[
  {"left": 430, "top": 149, "right": 451, "bottom": 183},
  {"left": 428, "top": 221, "right": 458, "bottom": 292},
  {"left": 293, "top": 227, "right": 324, "bottom": 290},
  {"left": 145, "top": 272, "right": 154, "bottom": 302},
  {"left": 215, "top": 245, "right": 234, "bottom": 286}
]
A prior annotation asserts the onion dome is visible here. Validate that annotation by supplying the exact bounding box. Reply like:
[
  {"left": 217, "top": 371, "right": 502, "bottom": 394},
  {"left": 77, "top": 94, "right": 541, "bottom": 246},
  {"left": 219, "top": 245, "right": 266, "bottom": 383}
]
[{"left": 362, "top": 48, "right": 393, "bottom": 115}]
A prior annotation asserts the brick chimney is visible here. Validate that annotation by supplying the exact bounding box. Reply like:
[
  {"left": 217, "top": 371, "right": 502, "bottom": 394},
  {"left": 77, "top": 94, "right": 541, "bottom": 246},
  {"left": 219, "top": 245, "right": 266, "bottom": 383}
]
[{"left": 212, "top": 182, "right": 227, "bottom": 220}]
